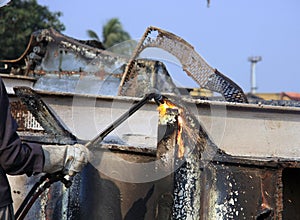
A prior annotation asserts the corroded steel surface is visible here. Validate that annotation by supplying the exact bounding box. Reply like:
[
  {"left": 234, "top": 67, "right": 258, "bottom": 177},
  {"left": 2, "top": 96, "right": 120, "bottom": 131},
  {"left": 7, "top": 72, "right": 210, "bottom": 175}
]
[
  {"left": 155, "top": 96, "right": 300, "bottom": 219},
  {"left": 1, "top": 28, "right": 126, "bottom": 75},
  {"left": 198, "top": 153, "right": 300, "bottom": 219},
  {"left": 10, "top": 100, "right": 36, "bottom": 131},
  {"left": 3, "top": 26, "right": 300, "bottom": 219},
  {"left": 158, "top": 98, "right": 214, "bottom": 219},
  {"left": 1, "top": 28, "right": 179, "bottom": 97},
  {"left": 13, "top": 86, "right": 77, "bottom": 144},
  {"left": 8, "top": 90, "right": 300, "bottom": 219},
  {"left": 1, "top": 27, "right": 249, "bottom": 102},
  {"left": 200, "top": 162, "right": 278, "bottom": 219},
  {"left": 119, "top": 26, "right": 248, "bottom": 103},
  {"left": 117, "top": 60, "right": 179, "bottom": 98}
]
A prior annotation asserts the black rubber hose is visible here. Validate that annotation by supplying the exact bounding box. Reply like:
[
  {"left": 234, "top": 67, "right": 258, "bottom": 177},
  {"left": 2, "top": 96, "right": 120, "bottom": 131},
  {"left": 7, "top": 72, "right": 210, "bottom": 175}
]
[
  {"left": 15, "top": 173, "right": 50, "bottom": 219},
  {"left": 16, "top": 185, "right": 48, "bottom": 220},
  {"left": 15, "top": 172, "right": 71, "bottom": 220}
]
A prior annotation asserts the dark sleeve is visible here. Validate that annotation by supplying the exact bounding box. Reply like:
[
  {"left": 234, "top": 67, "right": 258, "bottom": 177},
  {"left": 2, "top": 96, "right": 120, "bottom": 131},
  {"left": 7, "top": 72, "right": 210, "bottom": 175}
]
[{"left": 0, "top": 77, "right": 44, "bottom": 176}]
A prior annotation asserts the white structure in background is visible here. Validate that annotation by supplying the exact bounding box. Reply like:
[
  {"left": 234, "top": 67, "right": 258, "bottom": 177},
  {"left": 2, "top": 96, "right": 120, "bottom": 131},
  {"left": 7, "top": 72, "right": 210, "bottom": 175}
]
[{"left": 248, "top": 56, "right": 262, "bottom": 94}]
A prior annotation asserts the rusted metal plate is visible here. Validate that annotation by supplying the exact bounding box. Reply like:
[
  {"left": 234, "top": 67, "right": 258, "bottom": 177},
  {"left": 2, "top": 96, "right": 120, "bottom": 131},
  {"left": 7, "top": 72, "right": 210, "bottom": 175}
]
[
  {"left": 9, "top": 140, "right": 174, "bottom": 219},
  {"left": 8, "top": 94, "right": 300, "bottom": 219},
  {"left": 77, "top": 149, "right": 172, "bottom": 220},
  {"left": 8, "top": 95, "right": 177, "bottom": 220},
  {"left": 201, "top": 163, "right": 278, "bottom": 219},
  {"left": 1, "top": 27, "right": 250, "bottom": 103},
  {"left": 1, "top": 28, "right": 180, "bottom": 98},
  {"left": 14, "top": 86, "right": 77, "bottom": 144},
  {"left": 10, "top": 90, "right": 300, "bottom": 159},
  {"left": 119, "top": 26, "right": 248, "bottom": 103},
  {"left": 282, "top": 168, "right": 300, "bottom": 219},
  {"left": 198, "top": 153, "right": 300, "bottom": 219},
  {"left": 10, "top": 100, "right": 37, "bottom": 131},
  {"left": 3, "top": 26, "right": 300, "bottom": 220}
]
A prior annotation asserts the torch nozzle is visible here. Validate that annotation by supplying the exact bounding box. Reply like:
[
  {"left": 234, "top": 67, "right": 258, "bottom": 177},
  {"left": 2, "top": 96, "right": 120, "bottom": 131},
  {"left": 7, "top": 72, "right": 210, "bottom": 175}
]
[
  {"left": 86, "top": 92, "right": 168, "bottom": 148},
  {"left": 148, "top": 93, "right": 166, "bottom": 105}
]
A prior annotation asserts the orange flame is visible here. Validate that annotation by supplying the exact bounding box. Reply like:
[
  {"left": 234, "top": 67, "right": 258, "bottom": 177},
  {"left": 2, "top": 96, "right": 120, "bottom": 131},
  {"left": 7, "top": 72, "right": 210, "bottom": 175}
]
[
  {"left": 157, "top": 100, "right": 177, "bottom": 117},
  {"left": 157, "top": 100, "right": 185, "bottom": 158}
]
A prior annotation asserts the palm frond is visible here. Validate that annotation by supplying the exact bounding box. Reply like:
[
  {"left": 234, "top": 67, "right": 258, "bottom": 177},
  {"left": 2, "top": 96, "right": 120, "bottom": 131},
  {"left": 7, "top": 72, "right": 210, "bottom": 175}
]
[{"left": 86, "top": 29, "right": 100, "bottom": 41}]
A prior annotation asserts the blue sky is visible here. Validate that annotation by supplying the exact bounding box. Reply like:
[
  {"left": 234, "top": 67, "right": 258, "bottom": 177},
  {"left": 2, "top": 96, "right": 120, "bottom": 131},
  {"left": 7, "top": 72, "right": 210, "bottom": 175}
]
[{"left": 37, "top": 0, "right": 300, "bottom": 93}]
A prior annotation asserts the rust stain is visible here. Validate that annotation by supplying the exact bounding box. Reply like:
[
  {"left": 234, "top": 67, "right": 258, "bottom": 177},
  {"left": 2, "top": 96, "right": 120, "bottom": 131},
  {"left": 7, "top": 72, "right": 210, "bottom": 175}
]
[
  {"left": 258, "top": 173, "right": 273, "bottom": 219},
  {"left": 176, "top": 116, "right": 185, "bottom": 158},
  {"left": 119, "top": 26, "right": 248, "bottom": 103},
  {"left": 157, "top": 99, "right": 185, "bottom": 158},
  {"left": 157, "top": 95, "right": 210, "bottom": 161},
  {"left": 10, "top": 100, "right": 29, "bottom": 130}
]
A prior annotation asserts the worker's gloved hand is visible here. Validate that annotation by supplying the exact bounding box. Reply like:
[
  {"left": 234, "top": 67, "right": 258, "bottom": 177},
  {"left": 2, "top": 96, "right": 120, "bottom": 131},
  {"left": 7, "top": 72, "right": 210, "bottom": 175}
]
[{"left": 42, "top": 144, "right": 89, "bottom": 176}]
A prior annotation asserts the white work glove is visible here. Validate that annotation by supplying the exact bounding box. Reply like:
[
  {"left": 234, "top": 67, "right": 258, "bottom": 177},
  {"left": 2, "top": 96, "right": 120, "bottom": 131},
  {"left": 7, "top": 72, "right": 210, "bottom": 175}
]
[{"left": 42, "top": 144, "right": 89, "bottom": 176}]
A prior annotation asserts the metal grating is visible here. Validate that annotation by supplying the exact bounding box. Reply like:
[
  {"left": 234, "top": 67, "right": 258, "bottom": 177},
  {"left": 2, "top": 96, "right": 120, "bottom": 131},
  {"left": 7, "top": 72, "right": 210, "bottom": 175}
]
[
  {"left": 10, "top": 101, "right": 43, "bottom": 131},
  {"left": 119, "top": 26, "right": 248, "bottom": 103}
]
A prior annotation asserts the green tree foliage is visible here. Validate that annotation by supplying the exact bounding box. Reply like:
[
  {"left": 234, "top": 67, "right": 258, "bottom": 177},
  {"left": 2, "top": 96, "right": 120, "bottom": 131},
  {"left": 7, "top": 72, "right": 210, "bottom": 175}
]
[
  {"left": 86, "top": 30, "right": 100, "bottom": 41},
  {"left": 0, "top": 0, "right": 65, "bottom": 60},
  {"left": 87, "top": 18, "right": 131, "bottom": 49}
]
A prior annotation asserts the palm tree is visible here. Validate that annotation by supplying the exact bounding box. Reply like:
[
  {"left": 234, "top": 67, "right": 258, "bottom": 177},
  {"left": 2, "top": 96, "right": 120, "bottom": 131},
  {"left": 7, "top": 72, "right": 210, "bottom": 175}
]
[
  {"left": 87, "top": 18, "right": 131, "bottom": 49},
  {"left": 86, "top": 29, "right": 100, "bottom": 41}
]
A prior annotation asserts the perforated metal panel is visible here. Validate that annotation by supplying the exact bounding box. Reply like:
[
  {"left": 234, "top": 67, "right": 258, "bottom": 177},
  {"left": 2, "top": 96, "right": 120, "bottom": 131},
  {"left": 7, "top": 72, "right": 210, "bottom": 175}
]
[
  {"left": 119, "top": 26, "right": 248, "bottom": 103},
  {"left": 10, "top": 101, "right": 43, "bottom": 131}
]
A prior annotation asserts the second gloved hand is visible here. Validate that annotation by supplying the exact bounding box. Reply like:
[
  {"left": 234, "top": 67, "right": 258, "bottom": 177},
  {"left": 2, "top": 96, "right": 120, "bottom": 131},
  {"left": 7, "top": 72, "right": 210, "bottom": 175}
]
[{"left": 42, "top": 144, "right": 89, "bottom": 176}]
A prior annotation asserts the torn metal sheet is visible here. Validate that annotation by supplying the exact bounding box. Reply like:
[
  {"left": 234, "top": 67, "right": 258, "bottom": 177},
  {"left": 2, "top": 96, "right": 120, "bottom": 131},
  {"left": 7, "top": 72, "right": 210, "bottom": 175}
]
[
  {"left": 119, "top": 26, "right": 248, "bottom": 103},
  {"left": 1, "top": 27, "right": 249, "bottom": 102},
  {"left": 1, "top": 28, "right": 126, "bottom": 75},
  {"left": 1, "top": 28, "right": 180, "bottom": 97},
  {"left": 13, "top": 86, "right": 77, "bottom": 144}
]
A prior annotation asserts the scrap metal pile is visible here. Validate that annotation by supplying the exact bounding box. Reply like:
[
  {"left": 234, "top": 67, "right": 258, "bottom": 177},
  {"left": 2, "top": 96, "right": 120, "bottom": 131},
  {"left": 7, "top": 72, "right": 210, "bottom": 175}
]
[
  {"left": 1, "top": 26, "right": 248, "bottom": 103},
  {"left": 5, "top": 27, "right": 300, "bottom": 219}
]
